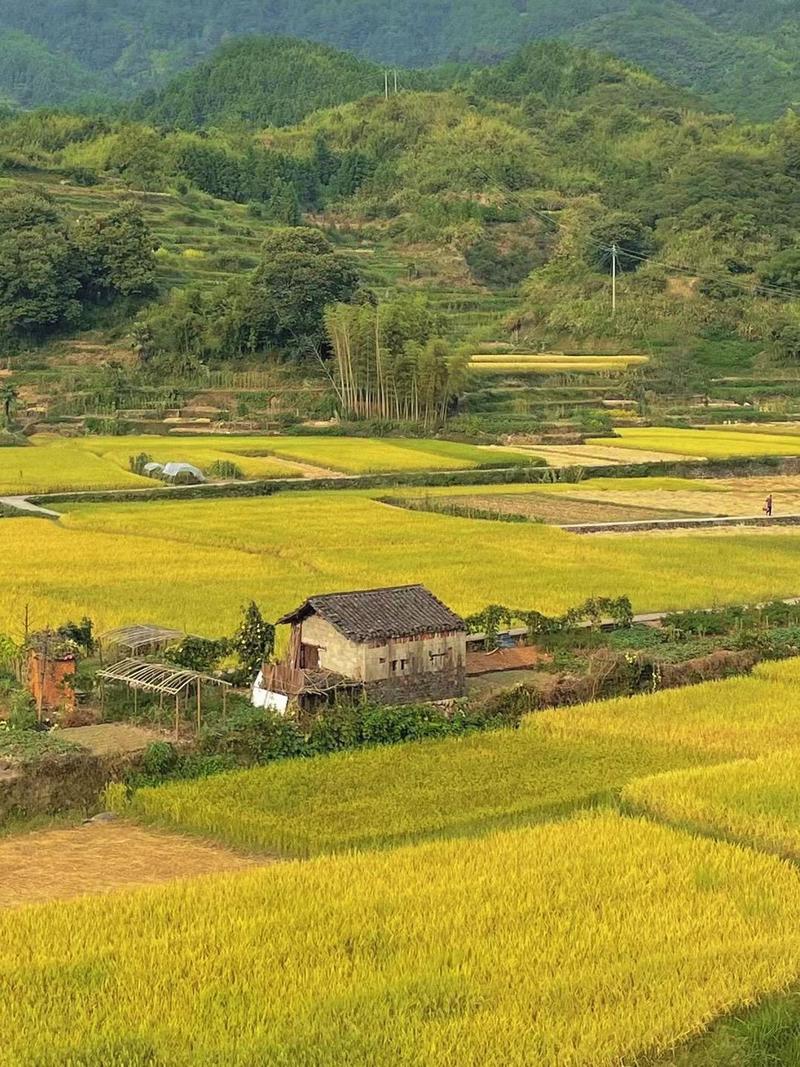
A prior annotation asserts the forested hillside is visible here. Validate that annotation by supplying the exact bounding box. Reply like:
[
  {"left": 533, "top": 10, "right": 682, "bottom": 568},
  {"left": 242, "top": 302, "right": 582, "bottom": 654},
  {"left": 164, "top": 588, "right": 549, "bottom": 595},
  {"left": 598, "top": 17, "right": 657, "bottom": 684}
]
[
  {"left": 129, "top": 38, "right": 453, "bottom": 129},
  {"left": 0, "top": 0, "right": 798, "bottom": 118},
  {"left": 3, "top": 38, "right": 800, "bottom": 377}
]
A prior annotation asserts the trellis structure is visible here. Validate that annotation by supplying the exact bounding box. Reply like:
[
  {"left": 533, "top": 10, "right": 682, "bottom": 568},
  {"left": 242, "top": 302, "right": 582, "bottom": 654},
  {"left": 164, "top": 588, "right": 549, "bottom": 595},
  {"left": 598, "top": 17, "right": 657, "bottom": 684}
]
[
  {"left": 96, "top": 658, "right": 231, "bottom": 738},
  {"left": 98, "top": 625, "right": 187, "bottom": 659}
]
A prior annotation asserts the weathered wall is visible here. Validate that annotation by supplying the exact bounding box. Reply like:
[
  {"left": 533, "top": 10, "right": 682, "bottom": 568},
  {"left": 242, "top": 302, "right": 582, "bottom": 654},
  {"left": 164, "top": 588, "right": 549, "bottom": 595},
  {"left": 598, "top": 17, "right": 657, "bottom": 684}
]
[
  {"left": 27, "top": 653, "right": 76, "bottom": 712},
  {"left": 300, "top": 615, "right": 364, "bottom": 677},
  {"left": 362, "top": 631, "right": 466, "bottom": 683}
]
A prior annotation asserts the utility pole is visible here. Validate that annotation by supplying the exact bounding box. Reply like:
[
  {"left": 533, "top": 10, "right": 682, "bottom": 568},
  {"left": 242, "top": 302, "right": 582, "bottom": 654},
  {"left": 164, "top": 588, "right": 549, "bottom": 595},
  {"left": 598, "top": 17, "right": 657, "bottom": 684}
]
[
  {"left": 384, "top": 71, "right": 389, "bottom": 99},
  {"left": 393, "top": 69, "right": 398, "bottom": 94},
  {"left": 611, "top": 243, "right": 618, "bottom": 317}
]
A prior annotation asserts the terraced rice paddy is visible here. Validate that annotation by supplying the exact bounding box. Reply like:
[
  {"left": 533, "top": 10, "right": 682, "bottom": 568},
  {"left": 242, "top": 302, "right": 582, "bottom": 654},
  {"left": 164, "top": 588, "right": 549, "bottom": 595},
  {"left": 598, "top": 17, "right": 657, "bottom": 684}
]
[
  {"left": 0, "top": 434, "right": 537, "bottom": 495},
  {"left": 5, "top": 812, "right": 800, "bottom": 1067},
  {"left": 536, "top": 667, "right": 800, "bottom": 760},
  {"left": 469, "top": 353, "right": 648, "bottom": 375},
  {"left": 131, "top": 729, "right": 700, "bottom": 856},
  {"left": 396, "top": 491, "right": 706, "bottom": 524},
  {"left": 398, "top": 472, "right": 800, "bottom": 524},
  {"left": 592, "top": 426, "right": 800, "bottom": 459},
  {"left": 625, "top": 750, "right": 800, "bottom": 859},
  {"left": 6, "top": 489, "right": 800, "bottom": 634}
]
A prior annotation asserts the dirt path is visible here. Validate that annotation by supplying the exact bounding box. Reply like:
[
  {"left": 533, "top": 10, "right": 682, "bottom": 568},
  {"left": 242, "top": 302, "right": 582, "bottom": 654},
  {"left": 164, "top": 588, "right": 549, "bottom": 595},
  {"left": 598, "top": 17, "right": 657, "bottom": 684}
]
[
  {"left": 0, "top": 496, "right": 61, "bottom": 518},
  {"left": 0, "top": 821, "right": 265, "bottom": 908}
]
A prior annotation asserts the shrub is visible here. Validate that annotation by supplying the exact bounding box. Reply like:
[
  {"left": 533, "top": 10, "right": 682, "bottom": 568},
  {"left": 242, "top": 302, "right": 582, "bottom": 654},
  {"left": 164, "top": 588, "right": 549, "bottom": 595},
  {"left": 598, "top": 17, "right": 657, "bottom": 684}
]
[
  {"left": 8, "top": 691, "right": 37, "bottom": 731},
  {"left": 141, "top": 741, "right": 179, "bottom": 778},
  {"left": 198, "top": 706, "right": 305, "bottom": 765},
  {"left": 206, "top": 459, "right": 244, "bottom": 480},
  {"left": 129, "top": 452, "right": 153, "bottom": 475}
]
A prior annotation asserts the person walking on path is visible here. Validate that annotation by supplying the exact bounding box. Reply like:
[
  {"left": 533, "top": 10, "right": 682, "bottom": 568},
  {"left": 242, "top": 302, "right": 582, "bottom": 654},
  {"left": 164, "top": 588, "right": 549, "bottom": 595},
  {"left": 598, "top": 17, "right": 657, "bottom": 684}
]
[{"left": 764, "top": 494, "right": 774, "bottom": 517}]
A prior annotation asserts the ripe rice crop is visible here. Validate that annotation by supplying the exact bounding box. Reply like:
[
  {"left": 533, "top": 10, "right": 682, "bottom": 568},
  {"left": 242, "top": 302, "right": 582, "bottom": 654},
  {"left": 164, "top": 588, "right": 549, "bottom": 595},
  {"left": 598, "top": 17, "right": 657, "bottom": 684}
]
[
  {"left": 624, "top": 749, "right": 800, "bottom": 859},
  {"left": 5, "top": 490, "right": 800, "bottom": 634},
  {"left": 469, "top": 359, "right": 637, "bottom": 374},
  {"left": 0, "top": 435, "right": 536, "bottom": 494},
  {"left": 4, "top": 813, "right": 800, "bottom": 1066},
  {"left": 534, "top": 669, "right": 800, "bottom": 760},
  {"left": 250, "top": 435, "right": 536, "bottom": 473},
  {"left": 130, "top": 729, "right": 701, "bottom": 856},
  {"left": 591, "top": 427, "right": 800, "bottom": 459},
  {"left": 0, "top": 435, "right": 302, "bottom": 494}
]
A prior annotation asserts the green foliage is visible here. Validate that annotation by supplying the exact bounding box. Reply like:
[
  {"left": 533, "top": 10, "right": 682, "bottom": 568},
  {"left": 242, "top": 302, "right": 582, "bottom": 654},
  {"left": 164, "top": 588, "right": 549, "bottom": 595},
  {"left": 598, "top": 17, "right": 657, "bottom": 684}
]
[
  {"left": 131, "top": 37, "right": 397, "bottom": 129},
  {"left": 72, "top": 202, "right": 157, "bottom": 298},
  {"left": 7, "top": 690, "right": 36, "bottom": 731},
  {"left": 2, "top": 5, "right": 799, "bottom": 119},
  {"left": 0, "top": 190, "right": 156, "bottom": 341},
  {"left": 761, "top": 249, "right": 800, "bottom": 293},
  {"left": 585, "top": 213, "right": 654, "bottom": 274},
  {"left": 233, "top": 602, "right": 274, "bottom": 678},
  {"left": 165, "top": 636, "right": 230, "bottom": 673}
]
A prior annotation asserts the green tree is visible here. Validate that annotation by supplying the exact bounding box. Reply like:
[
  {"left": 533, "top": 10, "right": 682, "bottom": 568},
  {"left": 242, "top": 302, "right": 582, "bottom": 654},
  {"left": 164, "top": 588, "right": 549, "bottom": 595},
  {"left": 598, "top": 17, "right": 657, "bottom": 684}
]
[
  {"left": 234, "top": 602, "right": 275, "bottom": 678},
  {"left": 760, "top": 248, "right": 800, "bottom": 295},
  {"left": 585, "top": 213, "right": 654, "bottom": 274},
  {"left": 73, "top": 203, "right": 157, "bottom": 299},
  {"left": 0, "top": 220, "right": 81, "bottom": 337}
]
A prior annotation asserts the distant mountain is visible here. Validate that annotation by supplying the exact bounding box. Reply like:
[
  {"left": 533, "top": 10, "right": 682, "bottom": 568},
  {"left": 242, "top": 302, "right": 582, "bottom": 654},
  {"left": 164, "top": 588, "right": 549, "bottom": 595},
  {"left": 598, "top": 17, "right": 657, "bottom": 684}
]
[
  {"left": 0, "top": 0, "right": 798, "bottom": 119},
  {"left": 129, "top": 38, "right": 449, "bottom": 129}
]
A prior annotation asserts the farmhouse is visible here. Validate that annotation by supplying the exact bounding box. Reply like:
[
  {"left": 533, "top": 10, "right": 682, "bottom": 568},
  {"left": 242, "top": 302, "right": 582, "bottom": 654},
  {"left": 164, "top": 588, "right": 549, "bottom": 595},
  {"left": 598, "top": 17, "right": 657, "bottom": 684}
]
[{"left": 256, "top": 584, "right": 467, "bottom": 711}]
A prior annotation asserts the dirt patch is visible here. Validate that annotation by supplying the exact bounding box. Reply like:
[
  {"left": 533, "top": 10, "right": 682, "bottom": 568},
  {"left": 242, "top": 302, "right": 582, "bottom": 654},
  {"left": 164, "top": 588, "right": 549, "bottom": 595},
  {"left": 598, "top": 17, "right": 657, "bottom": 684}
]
[
  {"left": 467, "top": 646, "right": 551, "bottom": 675},
  {"left": 0, "top": 821, "right": 262, "bottom": 908},
  {"left": 443, "top": 492, "right": 703, "bottom": 524},
  {"left": 59, "top": 724, "right": 163, "bottom": 756}
]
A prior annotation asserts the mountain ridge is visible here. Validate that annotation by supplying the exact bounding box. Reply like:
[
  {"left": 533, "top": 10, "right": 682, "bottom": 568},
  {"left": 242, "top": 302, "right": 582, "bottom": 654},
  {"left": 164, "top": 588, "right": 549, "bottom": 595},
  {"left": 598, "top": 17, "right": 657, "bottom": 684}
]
[{"left": 0, "top": 1, "right": 797, "bottom": 119}]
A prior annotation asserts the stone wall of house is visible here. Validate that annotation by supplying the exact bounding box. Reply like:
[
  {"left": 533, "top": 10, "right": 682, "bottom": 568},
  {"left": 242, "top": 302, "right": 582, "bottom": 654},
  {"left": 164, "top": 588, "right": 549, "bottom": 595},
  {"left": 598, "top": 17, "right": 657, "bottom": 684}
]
[
  {"left": 365, "top": 666, "right": 467, "bottom": 705},
  {"left": 362, "top": 631, "right": 466, "bottom": 683}
]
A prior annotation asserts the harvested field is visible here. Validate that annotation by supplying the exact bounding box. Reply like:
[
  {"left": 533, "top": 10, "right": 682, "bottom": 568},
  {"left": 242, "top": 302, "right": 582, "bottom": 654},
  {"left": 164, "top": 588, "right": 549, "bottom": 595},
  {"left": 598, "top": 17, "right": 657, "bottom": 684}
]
[
  {"left": 0, "top": 821, "right": 260, "bottom": 907},
  {"left": 489, "top": 442, "right": 696, "bottom": 467},
  {"left": 418, "top": 491, "right": 704, "bottom": 524},
  {"left": 563, "top": 478, "right": 800, "bottom": 521}
]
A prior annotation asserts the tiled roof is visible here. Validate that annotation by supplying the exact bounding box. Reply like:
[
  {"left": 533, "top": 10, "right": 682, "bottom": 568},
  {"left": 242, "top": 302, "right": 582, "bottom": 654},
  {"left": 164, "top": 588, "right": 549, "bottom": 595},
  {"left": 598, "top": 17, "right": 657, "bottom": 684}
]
[{"left": 277, "top": 584, "right": 466, "bottom": 642}]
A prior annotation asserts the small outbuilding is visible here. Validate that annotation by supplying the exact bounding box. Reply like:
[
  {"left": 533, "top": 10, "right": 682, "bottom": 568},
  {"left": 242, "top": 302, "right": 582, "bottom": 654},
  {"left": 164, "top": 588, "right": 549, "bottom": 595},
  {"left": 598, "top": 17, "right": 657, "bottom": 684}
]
[{"left": 257, "top": 584, "right": 467, "bottom": 712}]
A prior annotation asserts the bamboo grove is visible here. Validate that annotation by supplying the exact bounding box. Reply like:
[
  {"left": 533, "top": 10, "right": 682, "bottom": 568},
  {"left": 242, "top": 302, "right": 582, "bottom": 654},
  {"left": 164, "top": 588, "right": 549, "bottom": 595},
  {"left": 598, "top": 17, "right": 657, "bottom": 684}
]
[{"left": 324, "top": 298, "right": 470, "bottom": 425}]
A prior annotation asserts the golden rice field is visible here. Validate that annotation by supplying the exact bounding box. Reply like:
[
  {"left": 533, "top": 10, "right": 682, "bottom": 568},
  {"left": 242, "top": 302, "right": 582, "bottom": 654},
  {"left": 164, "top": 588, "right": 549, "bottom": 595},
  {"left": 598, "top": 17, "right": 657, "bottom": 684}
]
[
  {"left": 469, "top": 353, "right": 648, "bottom": 375},
  {"left": 5, "top": 812, "right": 800, "bottom": 1067},
  {"left": 235, "top": 435, "right": 536, "bottom": 473},
  {"left": 0, "top": 435, "right": 536, "bottom": 494},
  {"left": 0, "top": 435, "right": 302, "bottom": 494},
  {"left": 624, "top": 750, "right": 800, "bottom": 860},
  {"left": 6, "top": 489, "right": 800, "bottom": 635},
  {"left": 130, "top": 663, "right": 800, "bottom": 857},
  {"left": 131, "top": 728, "right": 701, "bottom": 856},
  {"left": 535, "top": 663, "right": 800, "bottom": 760},
  {"left": 590, "top": 426, "right": 800, "bottom": 459}
]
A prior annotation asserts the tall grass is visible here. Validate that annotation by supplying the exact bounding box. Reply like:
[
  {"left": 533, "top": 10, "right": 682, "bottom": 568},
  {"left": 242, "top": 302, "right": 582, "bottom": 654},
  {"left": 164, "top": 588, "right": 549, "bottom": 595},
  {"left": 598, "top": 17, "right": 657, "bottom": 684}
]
[{"left": 4, "top": 813, "right": 800, "bottom": 1066}]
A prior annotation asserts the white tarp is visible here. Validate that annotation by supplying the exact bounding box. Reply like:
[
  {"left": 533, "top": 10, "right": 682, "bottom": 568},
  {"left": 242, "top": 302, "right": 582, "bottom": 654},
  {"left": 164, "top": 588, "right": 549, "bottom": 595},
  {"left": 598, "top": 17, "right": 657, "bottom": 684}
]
[{"left": 251, "top": 671, "right": 289, "bottom": 714}]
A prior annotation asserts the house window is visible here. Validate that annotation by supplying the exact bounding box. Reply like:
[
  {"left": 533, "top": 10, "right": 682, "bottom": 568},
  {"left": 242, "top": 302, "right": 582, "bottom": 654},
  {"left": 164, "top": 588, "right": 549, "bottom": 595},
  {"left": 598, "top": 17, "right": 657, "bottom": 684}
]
[
  {"left": 391, "top": 658, "right": 409, "bottom": 674},
  {"left": 300, "top": 644, "right": 320, "bottom": 669}
]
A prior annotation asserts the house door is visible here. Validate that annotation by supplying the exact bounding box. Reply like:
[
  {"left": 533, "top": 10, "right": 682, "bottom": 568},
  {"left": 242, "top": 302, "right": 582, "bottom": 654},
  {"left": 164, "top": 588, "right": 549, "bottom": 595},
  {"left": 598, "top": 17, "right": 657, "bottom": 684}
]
[{"left": 300, "top": 644, "right": 320, "bottom": 669}]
